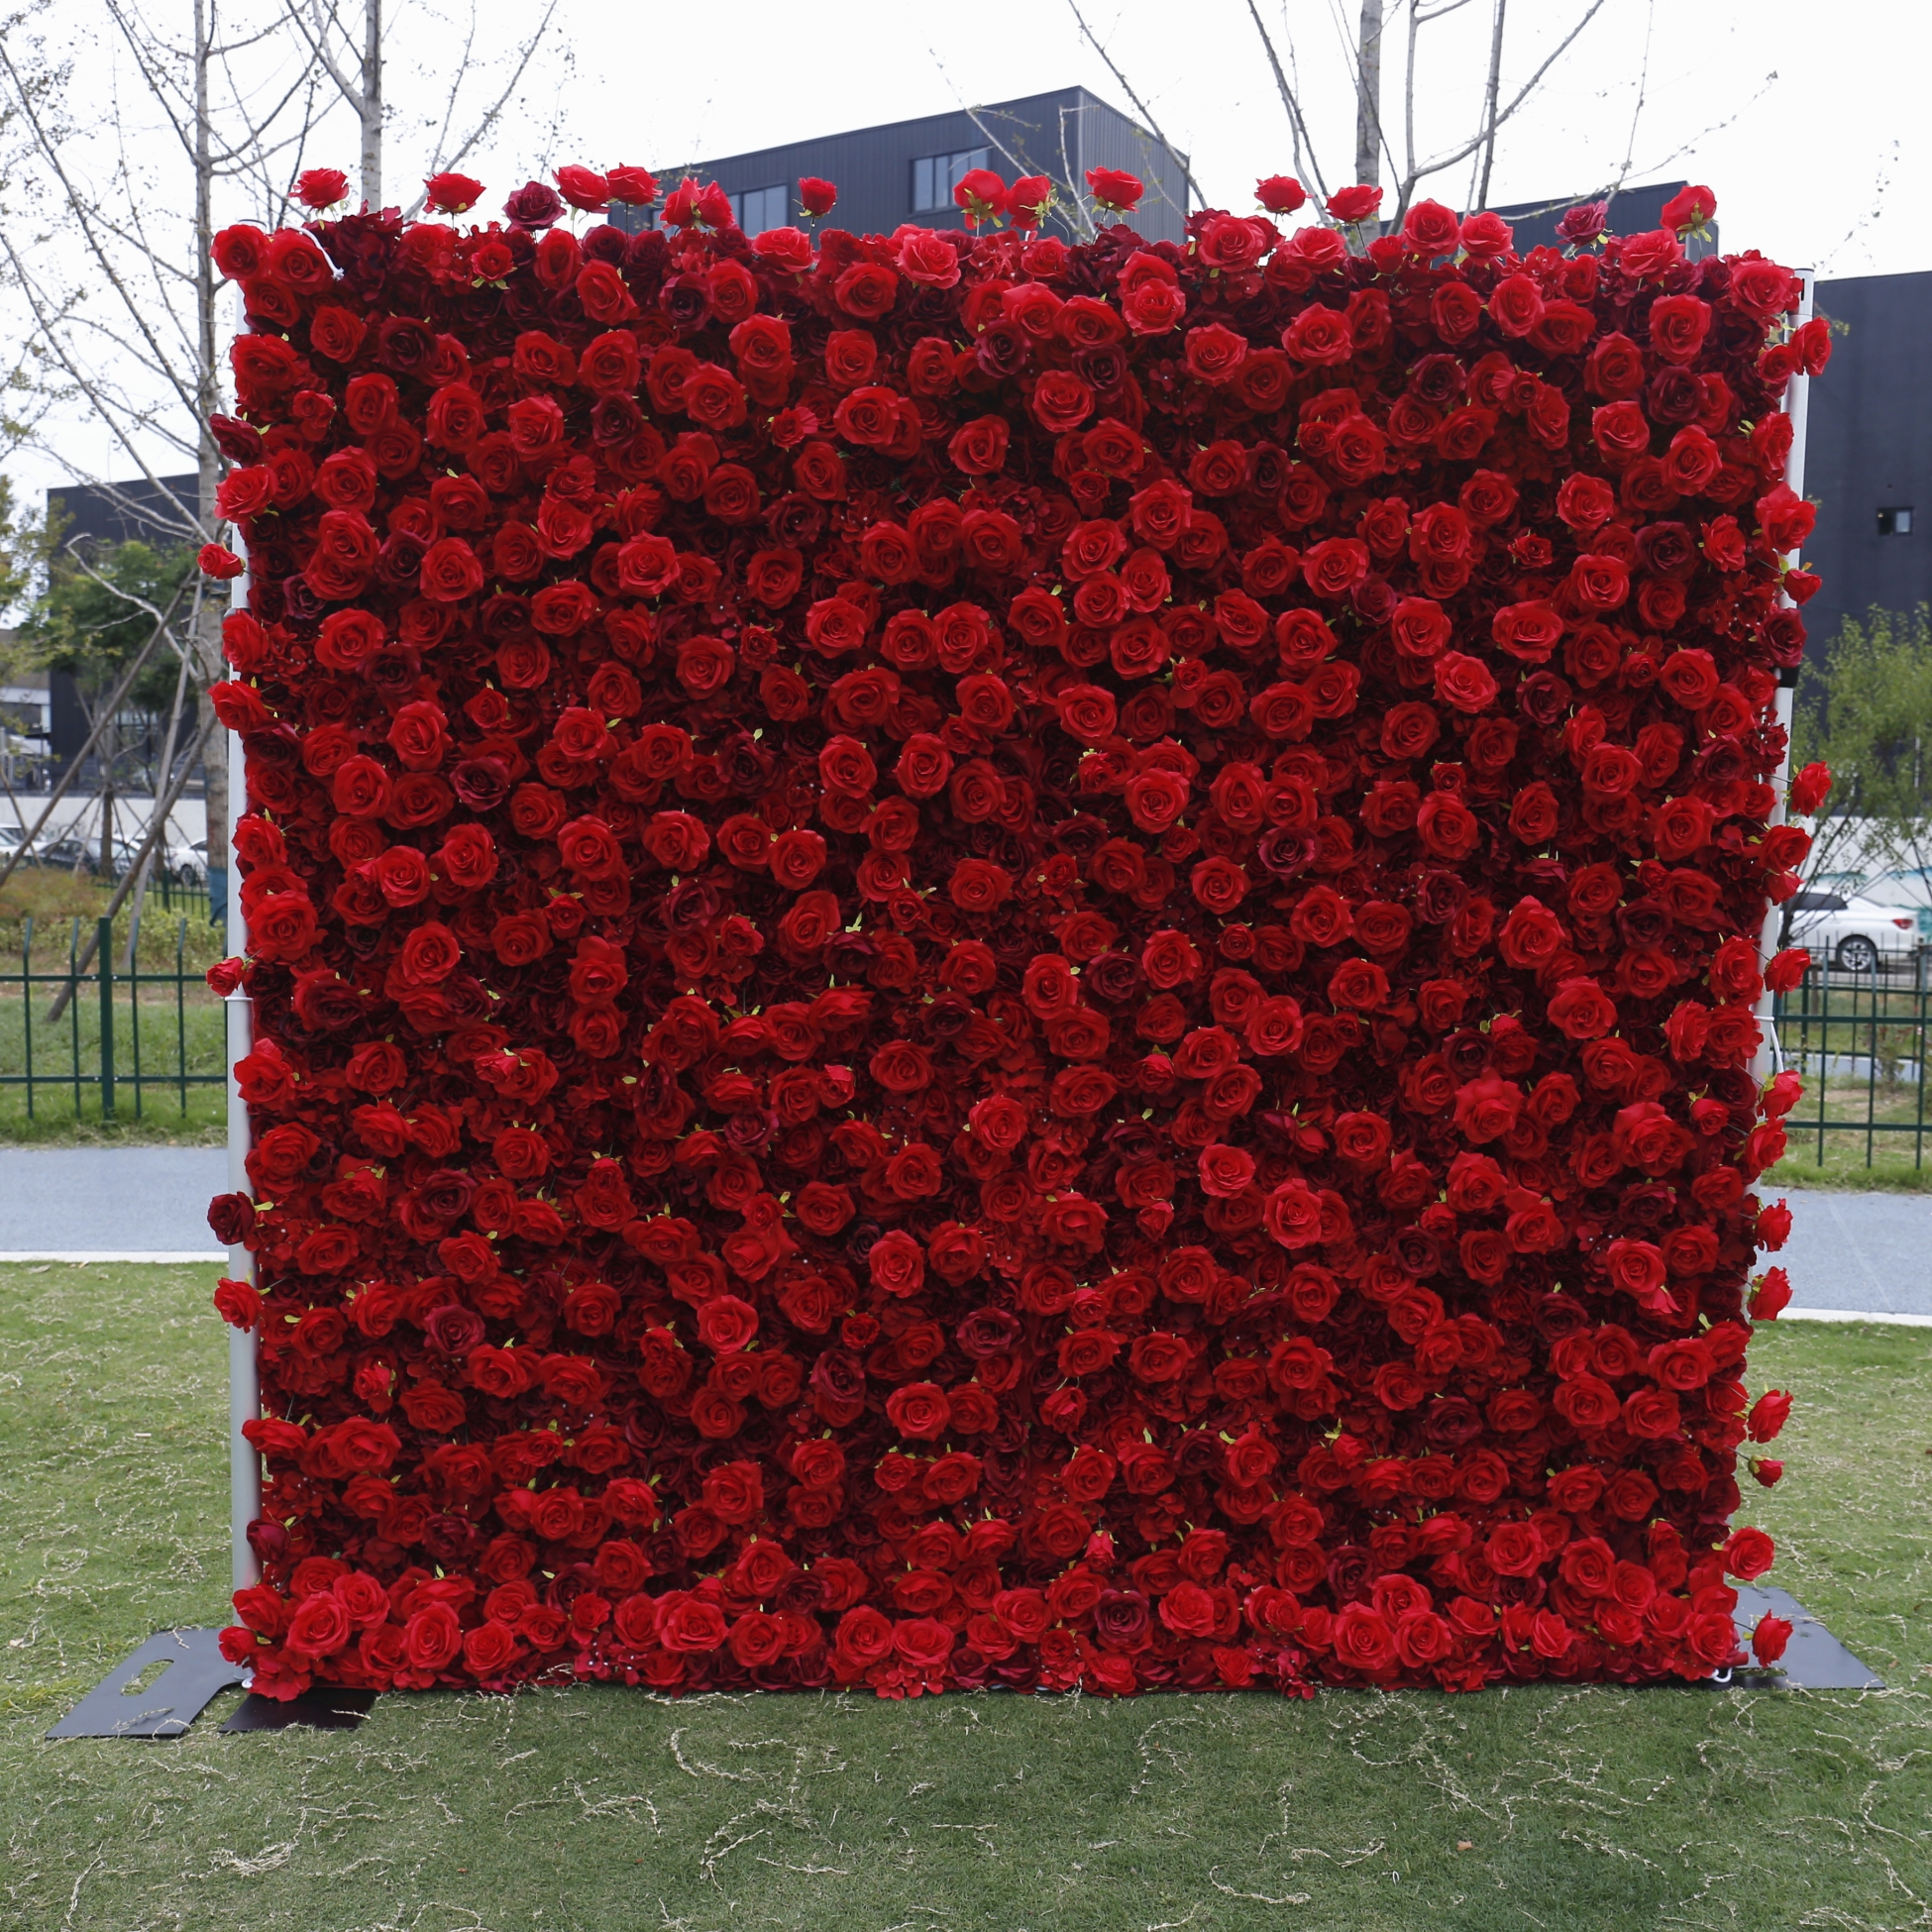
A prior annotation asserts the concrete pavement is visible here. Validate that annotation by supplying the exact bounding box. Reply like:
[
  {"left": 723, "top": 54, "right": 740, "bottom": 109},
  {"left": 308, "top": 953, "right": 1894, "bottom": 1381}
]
[
  {"left": 0, "top": 1151, "right": 1928, "bottom": 1319},
  {"left": 0, "top": 1146, "right": 226, "bottom": 1255},
  {"left": 1772, "top": 1190, "right": 1932, "bottom": 1320}
]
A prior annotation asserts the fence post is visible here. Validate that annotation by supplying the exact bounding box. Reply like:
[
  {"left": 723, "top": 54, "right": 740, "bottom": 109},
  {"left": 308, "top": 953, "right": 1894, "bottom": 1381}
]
[{"left": 97, "top": 915, "right": 115, "bottom": 1121}]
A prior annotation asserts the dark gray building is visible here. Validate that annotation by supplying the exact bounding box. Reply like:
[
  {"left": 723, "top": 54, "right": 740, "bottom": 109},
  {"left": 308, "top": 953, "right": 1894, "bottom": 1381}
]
[
  {"left": 48, "top": 474, "right": 200, "bottom": 554},
  {"left": 38, "top": 474, "right": 202, "bottom": 771},
  {"left": 620, "top": 87, "right": 1189, "bottom": 246},
  {"left": 1798, "top": 270, "right": 1932, "bottom": 653},
  {"left": 1488, "top": 179, "right": 1718, "bottom": 261}
]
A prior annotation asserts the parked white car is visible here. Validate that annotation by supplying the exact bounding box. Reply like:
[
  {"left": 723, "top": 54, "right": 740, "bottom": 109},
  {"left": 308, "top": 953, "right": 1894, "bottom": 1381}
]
[
  {"left": 1783, "top": 889, "right": 1921, "bottom": 973},
  {"left": 165, "top": 837, "right": 208, "bottom": 886}
]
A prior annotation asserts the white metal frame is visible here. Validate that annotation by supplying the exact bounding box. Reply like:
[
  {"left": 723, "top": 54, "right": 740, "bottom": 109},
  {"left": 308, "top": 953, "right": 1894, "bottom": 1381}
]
[
  {"left": 208, "top": 279, "right": 1820, "bottom": 1589},
  {"left": 1752, "top": 270, "right": 1815, "bottom": 1083},
  {"left": 225, "top": 554, "right": 262, "bottom": 1593}
]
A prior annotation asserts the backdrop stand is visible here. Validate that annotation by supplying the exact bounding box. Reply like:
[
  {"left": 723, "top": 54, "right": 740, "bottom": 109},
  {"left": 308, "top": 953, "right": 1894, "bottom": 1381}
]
[
  {"left": 44, "top": 1629, "right": 247, "bottom": 1740},
  {"left": 226, "top": 541, "right": 264, "bottom": 1596}
]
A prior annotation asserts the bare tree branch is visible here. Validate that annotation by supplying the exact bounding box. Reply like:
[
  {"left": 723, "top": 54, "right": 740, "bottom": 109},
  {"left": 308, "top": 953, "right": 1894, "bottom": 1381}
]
[
  {"left": 1473, "top": 0, "right": 1507, "bottom": 209},
  {"left": 1065, "top": 0, "right": 1202, "bottom": 213},
  {"left": 1243, "top": 0, "right": 1331, "bottom": 202},
  {"left": 411, "top": 0, "right": 560, "bottom": 213},
  {"left": 1406, "top": 0, "right": 1609, "bottom": 188}
]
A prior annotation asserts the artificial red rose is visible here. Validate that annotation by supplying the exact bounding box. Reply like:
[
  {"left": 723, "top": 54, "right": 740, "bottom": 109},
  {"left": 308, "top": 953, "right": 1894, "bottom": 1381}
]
[
  {"left": 1723, "top": 1527, "right": 1775, "bottom": 1580},
  {"left": 1326, "top": 184, "right": 1382, "bottom": 223},
  {"left": 1332, "top": 1604, "right": 1396, "bottom": 1675},
  {"left": 1661, "top": 183, "right": 1717, "bottom": 233},
  {"left": 886, "top": 1383, "right": 951, "bottom": 1440},
  {"left": 1087, "top": 167, "right": 1143, "bottom": 213},
  {"left": 1788, "top": 762, "right": 1831, "bottom": 815},
  {"left": 554, "top": 163, "right": 609, "bottom": 212},
  {"left": 657, "top": 1595, "right": 728, "bottom": 1654},
  {"left": 424, "top": 170, "right": 485, "bottom": 213},
  {"left": 1747, "top": 1389, "right": 1792, "bottom": 1442},
  {"left": 1752, "top": 1614, "right": 1792, "bottom": 1664},
  {"left": 1401, "top": 199, "right": 1460, "bottom": 257}
]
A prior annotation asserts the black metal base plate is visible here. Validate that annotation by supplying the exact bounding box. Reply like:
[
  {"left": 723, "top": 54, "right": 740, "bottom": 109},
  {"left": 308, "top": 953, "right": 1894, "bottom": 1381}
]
[
  {"left": 220, "top": 1685, "right": 376, "bottom": 1731},
  {"left": 1721, "top": 1583, "right": 1886, "bottom": 1689},
  {"left": 46, "top": 1628, "right": 247, "bottom": 1739},
  {"left": 44, "top": 1585, "right": 1880, "bottom": 1737}
]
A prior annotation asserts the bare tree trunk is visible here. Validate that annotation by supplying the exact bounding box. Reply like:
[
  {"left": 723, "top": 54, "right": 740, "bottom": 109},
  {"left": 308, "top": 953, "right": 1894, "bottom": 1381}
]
[
  {"left": 361, "top": 0, "right": 382, "bottom": 208},
  {"left": 193, "top": 0, "right": 229, "bottom": 921},
  {"left": 1475, "top": 0, "right": 1508, "bottom": 209},
  {"left": 1354, "top": 0, "right": 1385, "bottom": 189},
  {"left": 123, "top": 635, "right": 191, "bottom": 970}
]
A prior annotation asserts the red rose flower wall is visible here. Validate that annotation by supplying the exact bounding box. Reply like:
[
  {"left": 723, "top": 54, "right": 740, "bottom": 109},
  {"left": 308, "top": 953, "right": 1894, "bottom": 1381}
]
[{"left": 205, "top": 181, "right": 1824, "bottom": 1700}]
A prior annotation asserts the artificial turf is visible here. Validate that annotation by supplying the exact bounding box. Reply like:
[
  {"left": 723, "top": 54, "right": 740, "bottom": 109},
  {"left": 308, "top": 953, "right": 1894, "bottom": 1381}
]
[{"left": 2, "top": 1260, "right": 1927, "bottom": 1931}]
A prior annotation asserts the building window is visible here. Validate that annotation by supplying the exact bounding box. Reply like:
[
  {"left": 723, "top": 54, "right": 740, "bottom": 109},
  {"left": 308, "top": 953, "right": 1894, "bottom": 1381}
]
[
  {"left": 912, "top": 147, "right": 990, "bottom": 213},
  {"left": 728, "top": 184, "right": 788, "bottom": 235},
  {"left": 1878, "top": 506, "right": 1914, "bottom": 536}
]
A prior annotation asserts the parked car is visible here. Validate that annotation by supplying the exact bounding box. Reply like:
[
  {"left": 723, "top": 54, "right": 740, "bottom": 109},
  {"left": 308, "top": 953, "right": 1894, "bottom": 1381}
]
[
  {"left": 165, "top": 837, "right": 208, "bottom": 886},
  {"left": 1862, "top": 867, "right": 1932, "bottom": 943},
  {"left": 1783, "top": 889, "right": 1921, "bottom": 972},
  {"left": 31, "top": 831, "right": 98, "bottom": 873},
  {"left": 30, "top": 832, "right": 145, "bottom": 879}
]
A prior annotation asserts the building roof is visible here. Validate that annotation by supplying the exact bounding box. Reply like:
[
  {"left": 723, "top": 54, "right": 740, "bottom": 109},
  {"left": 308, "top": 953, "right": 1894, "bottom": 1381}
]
[{"left": 618, "top": 86, "right": 1190, "bottom": 246}]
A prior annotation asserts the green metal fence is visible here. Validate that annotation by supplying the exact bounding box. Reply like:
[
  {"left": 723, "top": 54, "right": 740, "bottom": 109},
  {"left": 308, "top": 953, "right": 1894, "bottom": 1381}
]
[
  {"left": 1, "top": 912, "right": 226, "bottom": 1126},
  {"left": 1771, "top": 960, "right": 1932, "bottom": 1171}
]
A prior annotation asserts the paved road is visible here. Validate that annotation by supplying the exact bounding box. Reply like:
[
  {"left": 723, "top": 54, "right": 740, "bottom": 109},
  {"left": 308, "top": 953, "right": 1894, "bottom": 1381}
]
[
  {"left": 0, "top": 1151, "right": 1927, "bottom": 1316},
  {"left": 0, "top": 1147, "right": 227, "bottom": 1254},
  {"left": 1774, "top": 1190, "right": 1932, "bottom": 1318}
]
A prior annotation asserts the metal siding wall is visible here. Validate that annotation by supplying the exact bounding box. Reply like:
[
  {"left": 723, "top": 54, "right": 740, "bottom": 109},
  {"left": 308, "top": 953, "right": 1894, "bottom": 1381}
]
[
  {"left": 1800, "top": 270, "right": 1932, "bottom": 658},
  {"left": 1070, "top": 92, "right": 1188, "bottom": 244}
]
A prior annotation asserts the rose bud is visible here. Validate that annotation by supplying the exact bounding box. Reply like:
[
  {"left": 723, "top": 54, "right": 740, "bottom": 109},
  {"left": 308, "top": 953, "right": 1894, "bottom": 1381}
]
[
  {"left": 1085, "top": 166, "right": 1142, "bottom": 213},
  {"left": 1748, "top": 1389, "right": 1793, "bottom": 1442},
  {"left": 1788, "top": 761, "right": 1832, "bottom": 815},
  {"left": 1749, "top": 1268, "right": 1793, "bottom": 1321},
  {"left": 1752, "top": 1614, "right": 1793, "bottom": 1665},
  {"left": 799, "top": 175, "right": 837, "bottom": 217}
]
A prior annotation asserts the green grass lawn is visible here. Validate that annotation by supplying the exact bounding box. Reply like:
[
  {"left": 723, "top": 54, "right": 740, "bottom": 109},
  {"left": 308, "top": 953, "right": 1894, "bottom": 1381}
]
[
  {"left": 1768, "top": 1143, "right": 1932, "bottom": 1192},
  {"left": 2, "top": 1262, "right": 1928, "bottom": 1932}
]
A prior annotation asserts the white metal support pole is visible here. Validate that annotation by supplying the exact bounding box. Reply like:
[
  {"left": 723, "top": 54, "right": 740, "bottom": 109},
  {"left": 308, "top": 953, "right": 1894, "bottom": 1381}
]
[
  {"left": 1752, "top": 270, "right": 1814, "bottom": 1085},
  {"left": 224, "top": 532, "right": 262, "bottom": 1594}
]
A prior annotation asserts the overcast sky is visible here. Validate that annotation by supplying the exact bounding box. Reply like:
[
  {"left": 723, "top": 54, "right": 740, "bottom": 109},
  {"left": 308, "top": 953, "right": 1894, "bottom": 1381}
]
[
  {"left": 10, "top": 0, "right": 1926, "bottom": 505},
  {"left": 590, "top": 0, "right": 1923, "bottom": 279}
]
